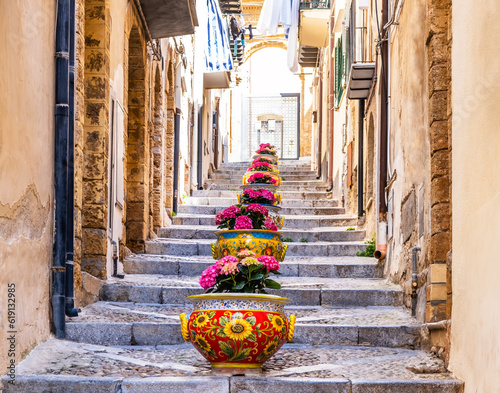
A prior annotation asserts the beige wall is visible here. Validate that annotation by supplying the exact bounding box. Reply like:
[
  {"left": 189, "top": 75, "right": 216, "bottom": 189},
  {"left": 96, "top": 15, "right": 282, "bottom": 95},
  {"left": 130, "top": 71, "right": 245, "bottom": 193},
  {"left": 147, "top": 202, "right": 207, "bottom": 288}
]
[
  {"left": 0, "top": 0, "right": 56, "bottom": 372},
  {"left": 450, "top": 1, "right": 500, "bottom": 390}
]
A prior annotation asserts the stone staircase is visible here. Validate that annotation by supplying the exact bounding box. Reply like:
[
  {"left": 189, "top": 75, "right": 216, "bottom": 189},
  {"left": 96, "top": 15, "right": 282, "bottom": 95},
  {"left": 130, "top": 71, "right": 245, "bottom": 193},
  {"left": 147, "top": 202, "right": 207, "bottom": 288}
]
[{"left": 2, "top": 160, "right": 463, "bottom": 392}]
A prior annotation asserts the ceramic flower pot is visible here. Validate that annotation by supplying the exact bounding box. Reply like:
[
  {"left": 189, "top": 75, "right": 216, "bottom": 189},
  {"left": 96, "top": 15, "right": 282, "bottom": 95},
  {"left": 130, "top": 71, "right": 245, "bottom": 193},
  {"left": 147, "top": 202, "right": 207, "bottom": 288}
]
[
  {"left": 240, "top": 184, "right": 279, "bottom": 193},
  {"left": 179, "top": 293, "right": 296, "bottom": 370},
  {"left": 242, "top": 171, "right": 281, "bottom": 186},
  {"left": 212, "top": 229, "right": 288, "bottom": 261},
  {"left": 237, "top": 193, "right": 282, "bottom": 207},
  {"left": 252, "top": 154, "right": 279, "bottom": 165}
]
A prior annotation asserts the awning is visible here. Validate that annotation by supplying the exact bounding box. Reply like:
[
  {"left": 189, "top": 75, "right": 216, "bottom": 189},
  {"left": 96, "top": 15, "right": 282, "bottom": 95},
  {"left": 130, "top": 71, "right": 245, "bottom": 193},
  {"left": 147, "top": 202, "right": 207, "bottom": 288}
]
[
  {"left": 204, "top": 71, "right": 231, "bottom": 89},
  {"left": 298, "top": 45, "right": 319, "bottom": 68},
  {"left": 346, "top": 62, "right": 375, "bottom": 100},
  {"left": 138, "top": 0, "right": 198, "bottom": 38}
]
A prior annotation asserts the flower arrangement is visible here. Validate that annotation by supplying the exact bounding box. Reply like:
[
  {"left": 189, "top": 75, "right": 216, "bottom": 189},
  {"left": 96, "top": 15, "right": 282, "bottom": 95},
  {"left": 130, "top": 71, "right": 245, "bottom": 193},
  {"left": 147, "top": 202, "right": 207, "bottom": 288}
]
[
  {"left": 199, "top": 249, "right": 281, "bottom": 293},
  {"left": 253, "top": 156, "right": 274, "bottom": 165},
  {"left": 256, "top": 143, "right": 277, "bottom": 156},
  {"left": 248, "top": 160, "right": 276, "bottom": 172},
  {"left": 215, "top": 204, "right": 278, "bottom": 230},
  {"left": 247, "top": 172, "right": 278, "bottom": 185},
  {"left": 240, "top": 188, "right": 276, "bottom": 205}
]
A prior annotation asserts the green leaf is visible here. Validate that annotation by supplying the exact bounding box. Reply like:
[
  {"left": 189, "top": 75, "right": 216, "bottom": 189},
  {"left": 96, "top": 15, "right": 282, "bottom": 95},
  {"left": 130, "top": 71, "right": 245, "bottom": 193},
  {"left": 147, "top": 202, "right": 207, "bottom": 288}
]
[
  {"left": 208, "top": 311, "right": 216, "bottom": 318},
  {"left": 219, "top": 316, "right": 230, "bottom": 326},
  {"left": 233, "top": 281, "right": 245, "bottom": 290},
  {"left": 247, "top": 333, "right": 257, "bottom": 342},
  {"left": 216, "top": 327, "right": 226, "bottom": 337},
  {"left": 218, "top": 341, "right": 234, "bottom": 357},
  {"left": 250, "top": 273, "right": 265, "bottom": 281},
  {"left": 231, "top": 347, "right": 252, "bottom": 362},
  {"left": 246, "top": 316, "right": 257, "bottom": 325},
  {"left": 264, "top": 279, "right": 282, "bottom": 289}
]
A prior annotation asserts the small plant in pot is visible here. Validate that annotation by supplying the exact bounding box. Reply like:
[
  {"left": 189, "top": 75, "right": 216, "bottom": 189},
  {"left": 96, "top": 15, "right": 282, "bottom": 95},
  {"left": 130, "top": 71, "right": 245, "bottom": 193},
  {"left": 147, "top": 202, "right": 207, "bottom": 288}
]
[
  {"left": 238, "top": 188, "right": 277, "bottom": 206},
  {"left": 247, "top": 159, "right": 278, "bottom": 173},
  {"left": 255, "top": 143, "right": 278, "bottom": 156},
  {"left": 245, "top": 172, "right": 278, "bottom": 185}
]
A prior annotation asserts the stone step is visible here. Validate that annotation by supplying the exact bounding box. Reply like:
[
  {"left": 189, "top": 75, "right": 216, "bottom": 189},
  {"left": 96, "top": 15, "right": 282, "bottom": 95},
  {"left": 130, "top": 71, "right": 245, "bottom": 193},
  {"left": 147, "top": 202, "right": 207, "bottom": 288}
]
[
  {"left": 191, "top": 190, "right": 334, "bottom": 200},
  {"left": 210, "top": 174, "right": 319, "bottom": 181},
  {"left": 211, "top": 169, "right": 317, "bottom": 175},
  {"left": 172, "top": 214, "right": 358, "bottom": 228},
  {"left": 204, "top": 184, "right": 330, "bottom": 191},
  {"left": 65, "top": 302, "right": 420, "bottom": 348},
  {"left": 157, "top": 225, "right": 364, "bottom": 242},
  {"left": 145, "top": 238, "right": 366, "bottom": 257},
  {"left": 100, "top": 275, "right": 403, "bottom": 307},
  {"left": 185, "top": 197, "right": 340, "bottom": 207},
  {"left": 204, "top": 179, "right": 328, "bottom": 187},
  {"left": 177, "top": 205, "right": 346, "bottom": 216},
  {"left": 6, "top": 339, "right": 463, "bottom": 392},
  {"left": 124, "top": 255, "right": 382, "bottom": 278}
]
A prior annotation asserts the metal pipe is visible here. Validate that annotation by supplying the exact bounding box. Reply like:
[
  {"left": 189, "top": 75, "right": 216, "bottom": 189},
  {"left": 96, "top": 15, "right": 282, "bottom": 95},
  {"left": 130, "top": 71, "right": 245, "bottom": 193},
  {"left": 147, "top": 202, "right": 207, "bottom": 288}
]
[
  {"left": 357, "top": 99, "right": 365, "bottom": 218},
  {"left": 65, "top": 0, "right": 78, "bottom": 318},
  {"left": 111, "top": 240, "right": 124, "bottom": 279},
  {"left": 53, "top": 0, "right": 71, "bottom": 338},
  {"left": 411, "top": 246, "right": 421, "bottom": 317},
  {"left": 327, "top": 14, "right": 335, "bottom": 191},
  {"left": 197, "top": 105, "right": 203, "bottom": 190},
  {"left": 317, "top": 79, "right": 323, "bottom": 179},
  {"left": 173, "top": 108, "right": 181, "bottom": 213}
]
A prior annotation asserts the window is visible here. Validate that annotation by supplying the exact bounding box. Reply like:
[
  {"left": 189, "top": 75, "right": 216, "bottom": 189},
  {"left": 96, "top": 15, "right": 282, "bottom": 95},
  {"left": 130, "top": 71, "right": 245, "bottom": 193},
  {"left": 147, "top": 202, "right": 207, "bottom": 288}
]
[{"left": 334, "top": 36, "right": 346, "bottom": 107}]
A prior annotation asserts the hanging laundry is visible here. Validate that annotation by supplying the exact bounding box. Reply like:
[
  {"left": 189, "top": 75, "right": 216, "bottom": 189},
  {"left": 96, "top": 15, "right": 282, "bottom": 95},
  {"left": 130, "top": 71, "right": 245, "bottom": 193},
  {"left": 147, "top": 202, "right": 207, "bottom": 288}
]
[
  {"left": 248, "top": 24, "right": 254, "bottom": 40},
  {"left": 257, "top": 0, "right": 283, "bottom": 36},
  {"left": 230, "top": 16, "right": 241, "bottom": 40},
  {"left": 287, "top": 0, "right": 300, "bottom": 72},
  {"left": 205, "top": 0, "right": 233, "bottom": 72},
  {"left": 280, "top": 0, "right": 293, "bottom": 38}
]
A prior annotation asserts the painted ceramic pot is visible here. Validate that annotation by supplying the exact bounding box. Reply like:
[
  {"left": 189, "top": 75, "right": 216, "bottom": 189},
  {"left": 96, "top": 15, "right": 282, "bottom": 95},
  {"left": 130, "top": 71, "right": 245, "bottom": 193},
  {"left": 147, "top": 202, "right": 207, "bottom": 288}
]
[
  {"left": 240, "top": 184, "right": 279, "bottom": 193},
  {"left": 179, "top": 293, "right": 296, "bottom": 370},
  {"left": 242, "top": 171, "right": 281, "bottom": 186},
  {"left": 252, "top": 154, "right": 279, "bottom": 165},
  {"left": 211, "top": 230, "right": 288, "bottom": 261},
  {"left": 237, "top": 192, "right": 282, "bottom": 207}
]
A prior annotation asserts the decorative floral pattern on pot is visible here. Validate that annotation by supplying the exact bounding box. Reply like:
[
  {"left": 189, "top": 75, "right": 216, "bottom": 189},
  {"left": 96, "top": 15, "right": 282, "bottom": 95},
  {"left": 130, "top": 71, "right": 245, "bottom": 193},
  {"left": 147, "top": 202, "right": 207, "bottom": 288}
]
[
  {"left": 212, "top": 230, "right": 288, "bottom": 262},
  {"left": 243, "top": 171, "right": 281, "bottom": 186}
]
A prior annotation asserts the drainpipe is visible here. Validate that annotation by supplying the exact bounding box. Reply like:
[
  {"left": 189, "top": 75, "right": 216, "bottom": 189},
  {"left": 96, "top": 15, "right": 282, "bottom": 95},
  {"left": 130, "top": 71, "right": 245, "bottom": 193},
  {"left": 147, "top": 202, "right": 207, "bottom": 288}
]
[
  {"left": 197, "top": 105, "right": 203, "bottom": 190},
  {"left": 173, "top": 108, "right": 181, "bottom": 213},
  {"left": 317, "top": 79, "right": 323, "bottom": 179},
  {"left": 357, "top": 99, "right": 365, "bottom": 218},
  {"left": 327, "top": 15, "right": 335, "bottom": 191},
  {"left": 53, "top": 0, "right": 70, "bottom": 339},
  {"left": 379, "top": 0, "right": 389, "bottom": 217},
  {"left": 411, "top": 246, "right": 421, "bottom": 316},
  {"left": 65, "top": 0, "right": 78, "bottom": 318}
]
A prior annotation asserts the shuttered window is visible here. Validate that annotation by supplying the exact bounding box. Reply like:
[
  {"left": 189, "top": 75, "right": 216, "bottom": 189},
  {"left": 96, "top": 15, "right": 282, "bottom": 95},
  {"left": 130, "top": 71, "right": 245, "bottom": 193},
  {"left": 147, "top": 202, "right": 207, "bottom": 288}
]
[{"left": 334, "top": 36, "right": 346, "bottom": 107}]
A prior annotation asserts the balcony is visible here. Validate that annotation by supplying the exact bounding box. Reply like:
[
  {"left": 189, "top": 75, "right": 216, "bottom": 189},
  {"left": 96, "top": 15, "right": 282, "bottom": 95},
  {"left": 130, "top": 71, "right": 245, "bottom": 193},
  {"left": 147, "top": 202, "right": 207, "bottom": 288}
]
[
  {"left": 219, "top": 0, "right": 242, "bottom": 14},
  {"left": 138, "top": 0, "right": 198, "bottom": 38},
  {"left": 298, "top": 0, "right": 330, "bottom": 48}
]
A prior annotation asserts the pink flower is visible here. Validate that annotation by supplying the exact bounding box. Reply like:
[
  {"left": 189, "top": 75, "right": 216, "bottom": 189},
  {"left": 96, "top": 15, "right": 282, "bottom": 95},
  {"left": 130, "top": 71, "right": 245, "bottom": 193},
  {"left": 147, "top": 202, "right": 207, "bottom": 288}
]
[
  {"left": 258, "top": 255, "right": 280, "bottom": 271},
  {"left": 215, "top": 212, "right": 223, "bottom": 225},
  {"left": 264, "top": 217, "right": 278, "bottom": 231},
  {"left": 234, "top": 215, "right": 253, "bottom": 229},
  {"left": 220, "top": 261, "right": 239, "bottom": 275},
  {"left": 217, "top": 255, "right": 239, "bottom": 266},
  {"left": 260, "top": 189, "right": 276, "bottom": 202},
  {"left": 246, "top": 203, "right": 269, "bottom": 216},
  {"left": 260, "top": 143, "right": 271, "bottom": 148},
  {"left": 221, "top": 205, "right": 241, "bottom": 219},
  {"left": 199, "top": 264, "right": 222, "bottom": 290},
  {"left": 237, "top": 249, "right": 256, "bottom": 258},
  {"left": 240, "top": 257, "right": 259, "bottom": 266}
]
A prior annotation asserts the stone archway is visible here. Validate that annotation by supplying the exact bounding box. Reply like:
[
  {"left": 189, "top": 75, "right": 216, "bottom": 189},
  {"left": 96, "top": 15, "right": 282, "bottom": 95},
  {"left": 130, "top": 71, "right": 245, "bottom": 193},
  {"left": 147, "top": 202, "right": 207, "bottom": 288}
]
[
  {"left": 151, "top": 65, "right": 164, "bottom": 232},
  {"left": 243, "top": 40, "right": 287, "bottom": 64},
  {"left": 125, "top": 26, "right": 148, "bottom": 253}
]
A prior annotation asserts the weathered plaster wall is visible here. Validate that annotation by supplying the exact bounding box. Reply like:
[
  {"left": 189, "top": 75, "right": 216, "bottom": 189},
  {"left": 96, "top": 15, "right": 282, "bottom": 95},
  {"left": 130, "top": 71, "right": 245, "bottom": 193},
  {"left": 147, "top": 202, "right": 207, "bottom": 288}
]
[
  {"left": 383, "top": 0, "right": 431, "bottom": 319},
  {"left": 450, "top": 1, "right": 500, "bottom": 390},
  {"left": 0, "top": 0, "right": 56, "bottom": 372}
]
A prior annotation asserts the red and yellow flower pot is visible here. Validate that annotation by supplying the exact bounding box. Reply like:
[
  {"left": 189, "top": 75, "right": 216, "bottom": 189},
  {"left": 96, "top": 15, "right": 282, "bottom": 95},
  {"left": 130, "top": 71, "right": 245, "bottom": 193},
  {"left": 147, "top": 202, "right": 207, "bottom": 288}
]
[
  {"left": 211, "top": 229, "right": 288, "bottom": 261},
  {"left": 179, "top": 293, "right": 296, "bottom": 370},
  {"left": 242, "top": 171, "right": 281, "bottom": 187}
]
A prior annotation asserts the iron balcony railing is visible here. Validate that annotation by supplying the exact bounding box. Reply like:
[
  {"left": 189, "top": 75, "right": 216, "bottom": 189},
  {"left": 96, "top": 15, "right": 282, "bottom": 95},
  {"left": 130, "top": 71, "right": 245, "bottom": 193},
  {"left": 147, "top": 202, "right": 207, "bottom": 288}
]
[{"left": 299, "top": 0, "right": 330, "bottom": 10}]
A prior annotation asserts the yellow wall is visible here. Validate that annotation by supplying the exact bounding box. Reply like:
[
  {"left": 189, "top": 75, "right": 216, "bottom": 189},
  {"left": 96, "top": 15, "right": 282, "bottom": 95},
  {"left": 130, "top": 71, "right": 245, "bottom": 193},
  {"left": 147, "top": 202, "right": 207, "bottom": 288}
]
[
  {"left": 450, "top": 1, "right": 500, "bottom": 390},
  {"left": 0, "top": 0, "right": 56, "bottom": 372}
]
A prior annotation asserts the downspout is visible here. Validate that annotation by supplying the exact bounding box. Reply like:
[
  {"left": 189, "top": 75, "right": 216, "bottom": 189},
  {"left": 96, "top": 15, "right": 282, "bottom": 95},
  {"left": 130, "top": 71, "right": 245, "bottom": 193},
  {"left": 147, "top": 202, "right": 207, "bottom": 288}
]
[
  {"left": 411, "top": 246, "right": 421, "bottom": 316},
  {"left": 357, "top": 99, "right": 365, "bottom": 218},
  {"left": 378, "top": 0, "right": 388, "bottom": 216},
  {"left": 65, "top": 0, "right": 78, "bottom": 318},
  {"left": 53, "top": 0, "right": 70, "bottom": 338},
  {"left": 173, "top": 108, "right": 181, "bottom": 213},
  {"left": 327, "top": 14, "right": 335, "bottom": 191},
  {"left": 317, "top": 79, "right": 323, "bottom": 179},
  {"left": 197, "top": 105, "right": 203, "bottom": 190}
]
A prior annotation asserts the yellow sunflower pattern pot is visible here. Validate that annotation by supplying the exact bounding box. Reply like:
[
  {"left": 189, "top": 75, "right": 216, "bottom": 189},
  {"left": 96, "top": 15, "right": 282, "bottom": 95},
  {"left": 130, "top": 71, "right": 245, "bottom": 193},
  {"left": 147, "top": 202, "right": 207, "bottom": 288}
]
[
  {"left": 180, "top": 293, "right": 296, "bottom": 369},
  {"left": 242, "top": 171, "right": 282, "bottom": 187},
  {"left": 211, "top": 229, "right": 288, "bottom": 261}
]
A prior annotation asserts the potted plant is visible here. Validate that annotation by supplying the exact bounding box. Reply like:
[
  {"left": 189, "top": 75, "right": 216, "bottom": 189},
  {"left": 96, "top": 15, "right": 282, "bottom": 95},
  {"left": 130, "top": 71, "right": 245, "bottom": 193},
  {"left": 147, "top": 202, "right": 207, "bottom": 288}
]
[
  {"left": 243, "top": 171, "right": 281, "bottom": 187},
  {"left": 247, "top": 159, "right": 279, "bottom": 173},
  {"left": 179, "top": 250, "right": 296, "bottom": 370},
  {"left": 237, "top": 188, "right": 281, "bottom": 206},
  {"left": 212, "top": 204, "right": 286, "bottom": 260}
]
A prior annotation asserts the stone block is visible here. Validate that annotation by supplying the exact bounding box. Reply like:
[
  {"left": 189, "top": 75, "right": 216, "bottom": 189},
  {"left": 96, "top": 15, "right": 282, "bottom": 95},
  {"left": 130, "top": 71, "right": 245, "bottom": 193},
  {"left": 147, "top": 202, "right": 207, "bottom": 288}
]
[
  {"left": 84, "top": 129, "right": 107, "bottom": 153},
  {"left": 292, "top": 325, "right": 358, "bottom": 345},
  {"left": 358, "top": 326, "right": 420, "bottom": 348},
  {"left": 428, "top": 65, "right": 449, "bottom": 94},
  {"left": 322, "top": 289, "right": 403, "bottom": 307},
  {"left": 127, "top": 182, "right": 146, "bottom": 201},
  {"left": 430, "top": 149, "right": 450, "bottom": 179},
  {"left": 129, "top": 285, "right": 162, "bottom": 303},
  {"left": 426, "top": 301, "right": 447, "bottom": 323},
  {"left": 121, "top": 377, "right": 229, "bottom": 393},
  {"left": 401, "top": 190, "right": 416, "bottom": 243},
  {"left": 127, "top": 221, "right": 147, "bottom": 243},
  {"left": 429, "top": 90, "right": 448, "bottom": 123},
  {"left": 430, "top": 263, "right": 447, "bottom": 284},
  {"left": 429, "top": 283, "right": 447, "bottom": 301},
  {"left": 82, "top": 255, "right": 107, "bottom": 279},
  {"left": 85, "top": 23, "right": 106, "bottom": 50},
  {"left": 230, "top": 377, "right": 350, "bottom": 393},
  {"left": 132, "top": 323, "right": 184, "bottom": 345},
  {"left": 82, "top": 204, "right": 106, "bottom": 228},
  {"left": 66, "top": 322, "right": 132, "bottom": 345},
  {"left": 82, "top": 228, "right": 107, "bottom": 255},
  {"left": 178, "top": 261, "right": 211, "bottom": 276},
  {"left": 273, "top": 289, "right": 320, "bottom": 306},
  {"left": 431, "top": 176, "right": 450, "bottom": 205},
  {"left": 1, "top": 375, "right": 120, "bottom": 392},
  {"left": 85, "top": 76, "right": 106, "bottom": 100},
  {"left": 85, "top": 49, "right": 106, "bottom": 73},
  {"left": 427, "top": 33, "right": 449, "bottom": 67},
  {"left": 83, "top": 179, "right": 106, "bottom": 205},
  {"left": 161, "top": 287, "right": 203, "bottom": 304},
  {"left": 429, "top": 120, "right": 448, "bottom": 154},
  {"left": 431, "top": 203, "right": 451, "bottom": 234},
  {"left": 85, "top": 102, "right": 108, "bottom": 126},
  {"left": 351, "top": 380, "right": 462, "bottom": 393},
  {"left": 100, "top": 284, "right": 131, "bottom": 302},
  {"left": 427, "top": 7, "right": 448, "bottom": 36},
  {"left": 84, "top": 152, "right": 106, "bottom": 180},
  {"left": 124, "top": 258, "right": 179, "bottom": 275},
  {"left": 429, "top": 232, "right": 451, "bottom": 262}
]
